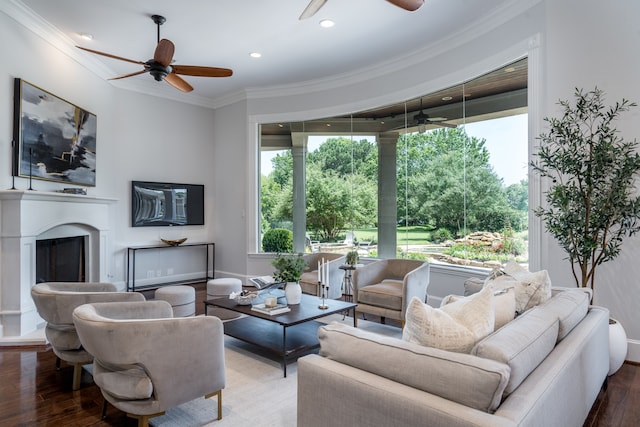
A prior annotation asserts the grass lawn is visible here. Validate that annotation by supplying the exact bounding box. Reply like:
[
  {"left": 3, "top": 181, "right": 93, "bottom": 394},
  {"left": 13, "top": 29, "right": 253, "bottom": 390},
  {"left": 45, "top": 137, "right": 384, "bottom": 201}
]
[{"left": 353, "top": 226, "right": 432, "bottom": 245}]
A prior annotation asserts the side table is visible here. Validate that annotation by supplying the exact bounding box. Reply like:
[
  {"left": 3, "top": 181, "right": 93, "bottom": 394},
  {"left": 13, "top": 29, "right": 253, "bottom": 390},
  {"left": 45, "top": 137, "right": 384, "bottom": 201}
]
[{"left": 339, "top": 264, "right": 363, "bottom": 302}]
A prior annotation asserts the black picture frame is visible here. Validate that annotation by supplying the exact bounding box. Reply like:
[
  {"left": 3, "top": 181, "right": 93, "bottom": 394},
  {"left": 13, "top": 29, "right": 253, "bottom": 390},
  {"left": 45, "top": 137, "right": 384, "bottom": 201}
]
[{"left": 12, "top": 78, "right": 97, "bottom": 186}]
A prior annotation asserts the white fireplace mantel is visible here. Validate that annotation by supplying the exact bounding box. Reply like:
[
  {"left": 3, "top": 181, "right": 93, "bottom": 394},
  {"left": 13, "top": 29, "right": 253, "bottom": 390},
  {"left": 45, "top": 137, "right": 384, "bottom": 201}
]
[{"left": 0, "top": 190, "right": 117, "bottom": 341}]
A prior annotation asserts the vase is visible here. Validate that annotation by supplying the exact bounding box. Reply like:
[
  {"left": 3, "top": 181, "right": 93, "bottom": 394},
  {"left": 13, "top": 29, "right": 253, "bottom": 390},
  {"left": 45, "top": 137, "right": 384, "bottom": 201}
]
[
  {"left": 608, "top": 318, "right": 628, "bottom": 376},
  {"left": 285, "top": 282, "right": 302, "bottom": 305}
]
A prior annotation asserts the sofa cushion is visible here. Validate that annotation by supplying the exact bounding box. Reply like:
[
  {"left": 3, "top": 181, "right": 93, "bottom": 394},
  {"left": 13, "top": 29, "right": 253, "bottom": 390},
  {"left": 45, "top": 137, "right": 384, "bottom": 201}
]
[
  {"left": 403, "top": 285, "right": 494, "bottom": 353},
  {"left": 471, "top": 305, "right": 559, "bottom": 395},
  {"left": 319, "top": 322, "right": 510, "bottom": 413},
  {"left": 357, "top": 279, "right": 403, "bottom": 310},
  {"left": 93, "top": 361, "right": 153, "bottom": 400},
  {"left": 539, "top": 288, "right": 590, "bottom": 341}
]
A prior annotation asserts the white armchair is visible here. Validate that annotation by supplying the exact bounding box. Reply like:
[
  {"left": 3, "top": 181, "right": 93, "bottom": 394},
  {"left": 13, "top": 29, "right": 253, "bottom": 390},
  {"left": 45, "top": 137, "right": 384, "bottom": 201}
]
[
  {"left": 30, "top": 282, "right": 145, "bottom": 390},
  {"left": 352, "top": 259, "right": 430, "bottom": 327},
  {"left": 73, "top": 300, "right": 226, "bottom": 427}
]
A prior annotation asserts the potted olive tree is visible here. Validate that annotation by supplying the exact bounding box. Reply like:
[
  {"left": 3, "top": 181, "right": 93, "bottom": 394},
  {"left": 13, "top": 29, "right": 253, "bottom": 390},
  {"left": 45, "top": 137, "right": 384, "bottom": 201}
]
[
  {"left": 531, "top": 87, "right": 640, "bottom": 375},
  {"left": 531, "top": 87, "right": 640, "bottom": 296}
]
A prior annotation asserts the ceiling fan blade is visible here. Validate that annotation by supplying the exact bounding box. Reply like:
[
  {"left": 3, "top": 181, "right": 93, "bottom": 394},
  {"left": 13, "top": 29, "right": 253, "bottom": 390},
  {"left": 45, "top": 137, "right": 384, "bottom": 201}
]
[
  {"left": 299, "top": 0, "right": 327, "bottom": 20},
  {"left": 172, "top": 65, "right": 233, "bottom": 78},
  {"left": 435, "top": 122, "right": 458, "bottom": 129},
  {"left": 108, "top": 70, "right": 147, "bottom": 80},
  {"left": 154, "top": 39, "right": 175, "bottom": 67},
  {"left": 76, "top": 46, "right": 144, "bottom": 65},
  {"left": 386, "top": 0, "right": 424, "bottom": 12},
  {"left": 165, "top": 72, "right": 193, "bottom": 92}
]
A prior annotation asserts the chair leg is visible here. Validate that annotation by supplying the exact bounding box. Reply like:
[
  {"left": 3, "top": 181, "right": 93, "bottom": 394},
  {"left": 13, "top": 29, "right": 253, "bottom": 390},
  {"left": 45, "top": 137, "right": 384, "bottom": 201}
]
[
  {"left": 127, "top": 412, "right": 165, "bottom": 427},
  {"left": 206, "top": 389, "right": 223, "bottom": 420},
  {"left": 72, "top": 363, "right": 83, "bottom": 391},
  {"left": 354, "top": 312, "right": 358, "bottom": 327},
  {"left": 55, "top": 357, "right": 61, "bottom": 370},
  {"left": 101, "top": 399, "right": 108, "bottom": 420},
  {"left": 380, "top": 316, "right": 386, "bottom": 325}
]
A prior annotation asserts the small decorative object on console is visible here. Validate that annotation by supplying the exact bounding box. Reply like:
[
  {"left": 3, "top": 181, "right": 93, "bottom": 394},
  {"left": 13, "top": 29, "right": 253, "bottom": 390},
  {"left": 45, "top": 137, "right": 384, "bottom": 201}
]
[
  {"left": 56, "top": 188, "right": 87, "bottom": 195},
  {"left": 160, "top": 237, "right": 187, "bottom": 246}
]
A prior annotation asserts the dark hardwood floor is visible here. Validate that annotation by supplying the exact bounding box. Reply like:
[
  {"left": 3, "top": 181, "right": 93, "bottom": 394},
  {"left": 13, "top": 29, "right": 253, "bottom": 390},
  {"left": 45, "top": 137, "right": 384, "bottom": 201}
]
[{"left": 1, "top": 283, "right": 638, "bottom": 426}]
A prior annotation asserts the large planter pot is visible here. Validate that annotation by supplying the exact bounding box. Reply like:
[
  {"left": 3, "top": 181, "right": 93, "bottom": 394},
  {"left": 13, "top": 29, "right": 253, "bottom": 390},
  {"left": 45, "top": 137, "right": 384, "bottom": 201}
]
[
  {"left": 285, "top": 282, "right": 302, "bottom": 305},
  {"left": 609, "top": 318, "right": 628, "bottom": 376}
]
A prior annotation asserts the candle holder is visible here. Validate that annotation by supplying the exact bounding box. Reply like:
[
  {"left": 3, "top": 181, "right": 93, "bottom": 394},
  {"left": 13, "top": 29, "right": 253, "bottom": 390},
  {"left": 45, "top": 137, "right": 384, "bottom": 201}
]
[{"left": 318, "top": 281, "right": 328, "bottom": 309}]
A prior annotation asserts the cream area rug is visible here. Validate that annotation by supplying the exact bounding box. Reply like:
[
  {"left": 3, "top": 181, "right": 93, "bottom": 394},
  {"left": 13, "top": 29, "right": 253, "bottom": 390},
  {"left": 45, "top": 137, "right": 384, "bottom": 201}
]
[{"left": 149, "top": 314, "right": 401, "bottom": 427}]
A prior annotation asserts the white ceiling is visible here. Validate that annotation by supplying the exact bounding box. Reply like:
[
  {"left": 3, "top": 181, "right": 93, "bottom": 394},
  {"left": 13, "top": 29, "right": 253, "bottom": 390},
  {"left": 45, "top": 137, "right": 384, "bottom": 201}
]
[{"left": 15, "top": 0, "right": 515, "bottom": 108}]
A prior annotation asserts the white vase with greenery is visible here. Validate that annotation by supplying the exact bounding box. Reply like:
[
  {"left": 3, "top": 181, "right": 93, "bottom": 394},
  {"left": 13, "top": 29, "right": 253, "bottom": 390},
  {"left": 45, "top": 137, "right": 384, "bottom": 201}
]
[{"left": 272, "top": 253, "right": 305, "bottom": 305}]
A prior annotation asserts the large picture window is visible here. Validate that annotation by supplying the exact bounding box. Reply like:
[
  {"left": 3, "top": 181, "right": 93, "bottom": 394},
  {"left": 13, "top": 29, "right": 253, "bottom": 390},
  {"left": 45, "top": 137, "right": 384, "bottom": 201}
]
[{"left": 259, "top": 58, "right": 528, "bottom": 268}]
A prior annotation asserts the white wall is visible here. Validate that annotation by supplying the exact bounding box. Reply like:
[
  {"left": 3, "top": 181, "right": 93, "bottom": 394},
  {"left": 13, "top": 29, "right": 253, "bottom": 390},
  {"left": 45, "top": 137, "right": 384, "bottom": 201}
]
[
  {"left": 0, "top": 9, "right": 217, "bottom": 295},
  {"left": 541, "top": 0, "right": 640, "bottom": 361}
]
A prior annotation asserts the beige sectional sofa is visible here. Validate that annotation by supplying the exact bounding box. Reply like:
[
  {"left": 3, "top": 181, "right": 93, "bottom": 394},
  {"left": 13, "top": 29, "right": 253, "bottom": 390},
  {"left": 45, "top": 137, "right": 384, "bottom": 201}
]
[{"left": 298, "top": 289, "right": 609, "bottom": 427}]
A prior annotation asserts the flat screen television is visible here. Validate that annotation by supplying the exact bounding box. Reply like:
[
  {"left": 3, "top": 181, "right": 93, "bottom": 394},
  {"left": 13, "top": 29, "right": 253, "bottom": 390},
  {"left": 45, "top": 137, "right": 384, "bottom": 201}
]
[{"left": 131, "top": 181, "right": 204, "bottom": 227}]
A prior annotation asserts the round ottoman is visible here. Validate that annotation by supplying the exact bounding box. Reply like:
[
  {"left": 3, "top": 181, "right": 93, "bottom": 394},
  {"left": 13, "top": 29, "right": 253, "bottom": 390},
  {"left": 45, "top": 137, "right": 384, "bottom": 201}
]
[
  {"left": 207, "top": 278, "right": 243, "bottom": 320},
  {"left": 154, "top": 285, "right": 195, "bottom": 317}
]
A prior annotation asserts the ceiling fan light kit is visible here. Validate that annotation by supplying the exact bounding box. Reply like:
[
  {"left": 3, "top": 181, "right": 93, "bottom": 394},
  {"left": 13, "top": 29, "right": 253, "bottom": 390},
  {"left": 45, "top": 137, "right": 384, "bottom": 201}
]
[{"left": 76, "top": 15, "right": 232, "bottom": 93}]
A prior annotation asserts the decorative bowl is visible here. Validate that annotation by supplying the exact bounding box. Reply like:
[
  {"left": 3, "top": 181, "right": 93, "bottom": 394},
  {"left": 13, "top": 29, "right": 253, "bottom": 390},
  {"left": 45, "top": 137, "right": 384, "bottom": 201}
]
[
  {"left": 235, "top": 293, "right": 256, "bottom": 305},
  {"left": 161, "top": 238, "right": 187, "bottom": 246}
]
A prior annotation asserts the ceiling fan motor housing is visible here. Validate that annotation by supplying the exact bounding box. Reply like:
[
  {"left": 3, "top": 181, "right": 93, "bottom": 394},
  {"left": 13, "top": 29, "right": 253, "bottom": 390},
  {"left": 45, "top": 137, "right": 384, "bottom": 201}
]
[{"left": 145, "top": 61, "right": 171, "bottom": 81}]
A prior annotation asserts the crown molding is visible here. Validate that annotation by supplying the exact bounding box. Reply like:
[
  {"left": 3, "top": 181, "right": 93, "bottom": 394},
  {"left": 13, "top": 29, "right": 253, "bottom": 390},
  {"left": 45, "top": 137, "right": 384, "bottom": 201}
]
[{"left": 245, "top": 0, "right": 542, "bottom": 101}]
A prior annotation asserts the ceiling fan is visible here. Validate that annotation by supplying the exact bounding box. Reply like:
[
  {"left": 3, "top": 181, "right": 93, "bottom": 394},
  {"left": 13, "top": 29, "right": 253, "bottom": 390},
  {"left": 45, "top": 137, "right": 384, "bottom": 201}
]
[
  {"left": 411, "top": 98, "right": 457, "bottom": 133},
  {"left": 76, "top": 15, "right": 233, "bottom": 93},
  {"left": 300, "top": 0, "right": 424, "bottom": 20}
]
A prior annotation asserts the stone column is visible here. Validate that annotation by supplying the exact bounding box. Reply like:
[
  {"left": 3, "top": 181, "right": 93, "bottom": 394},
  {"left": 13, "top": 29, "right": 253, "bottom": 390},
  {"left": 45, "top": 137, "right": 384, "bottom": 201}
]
[
  {"left": 291, "top": 133, "right": 307, "bottom": 253},
  {"left": 377, "top": 133, "right": 398, "bottom": 259}
]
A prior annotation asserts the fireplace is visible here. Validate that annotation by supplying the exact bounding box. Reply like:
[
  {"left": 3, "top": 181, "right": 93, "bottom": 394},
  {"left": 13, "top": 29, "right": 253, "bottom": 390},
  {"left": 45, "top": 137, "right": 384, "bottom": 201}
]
[
  {"left": 0, "top": 190, "right": 116, "bottom": 341},
  {"left": 36, "top": 235, "right": 86, "bottom": 283}
]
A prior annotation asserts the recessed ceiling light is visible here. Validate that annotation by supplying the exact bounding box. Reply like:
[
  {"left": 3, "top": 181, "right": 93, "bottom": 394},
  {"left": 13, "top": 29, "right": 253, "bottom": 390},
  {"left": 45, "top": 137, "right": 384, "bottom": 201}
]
[
  {"left": 250, "top": 52, "right": 262, "bottom": 58},
  {"left": 79, "top": 33, "right": 93, "bottom": 40},
  {"left": 319, "top": 19, "right": 335, "bottom": 28},
  {"left": 505, "top": 67, "right": 516, "bottom": 73},
  {"left": 442, "top": 96, "right": 453, "bottom": 101}
]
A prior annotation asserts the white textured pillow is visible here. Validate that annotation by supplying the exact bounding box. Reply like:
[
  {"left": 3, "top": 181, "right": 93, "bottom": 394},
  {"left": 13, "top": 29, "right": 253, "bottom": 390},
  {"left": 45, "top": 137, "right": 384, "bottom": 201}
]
[
  {"left": 403, "top": 285, "right": 494, "bottom": 353},
  {"left": 486, "top": 261, "right": 552, "bottom": 314},
  {"left": 440, "top": 284, "right": 515, "bottom": 330},
  {"left": 492, "top": 287, "right": 516, "bottom": 329}
]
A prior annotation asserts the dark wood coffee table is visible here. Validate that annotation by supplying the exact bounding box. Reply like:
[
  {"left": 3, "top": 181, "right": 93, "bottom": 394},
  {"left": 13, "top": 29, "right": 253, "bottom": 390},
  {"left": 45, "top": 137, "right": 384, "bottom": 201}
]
[{"left": 204, "top": 294, "right": 356, "bottom": 377}]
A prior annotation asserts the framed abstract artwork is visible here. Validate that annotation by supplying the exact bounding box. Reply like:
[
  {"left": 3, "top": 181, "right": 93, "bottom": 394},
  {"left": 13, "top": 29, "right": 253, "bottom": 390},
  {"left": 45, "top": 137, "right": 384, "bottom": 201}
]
[{"left": 12, "top": 78, "right": 97, "bottom": 186}]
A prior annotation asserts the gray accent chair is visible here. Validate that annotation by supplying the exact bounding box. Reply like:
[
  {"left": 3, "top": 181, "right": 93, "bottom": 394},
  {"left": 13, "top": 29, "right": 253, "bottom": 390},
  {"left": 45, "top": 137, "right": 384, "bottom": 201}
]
[
  {"left": 352, "top": 259, "right": 430, "bottom": 327},
  {"left": 30, "top": 282, "right": 145, "bottom": 390},
  {"left": 73, "top": 300, "right": 225, "bottom": 427},
  {"left": 300, "top": 252, "right": 346, "bottom": 299}
]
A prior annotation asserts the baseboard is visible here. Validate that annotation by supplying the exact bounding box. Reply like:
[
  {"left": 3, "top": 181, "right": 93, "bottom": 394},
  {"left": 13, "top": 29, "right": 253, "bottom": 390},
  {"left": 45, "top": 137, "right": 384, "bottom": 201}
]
[{"left": 625, "top": 339, "right": 640, "bottom": 363}]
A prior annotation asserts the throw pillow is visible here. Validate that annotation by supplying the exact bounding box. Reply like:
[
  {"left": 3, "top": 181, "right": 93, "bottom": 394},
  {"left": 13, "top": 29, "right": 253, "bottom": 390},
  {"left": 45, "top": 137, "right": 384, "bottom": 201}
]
[
  {"left": 486, "top": 261, "right": 552, "bottom": 314},
  {"left": 440, "top": 284, "right": 516, "bottom": 330},
  {"left": 464, "top": 277, "right": 484, "bottom": 296},
  {"left": 403, "top": 285, "right": 494, "bottom": 353}
]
